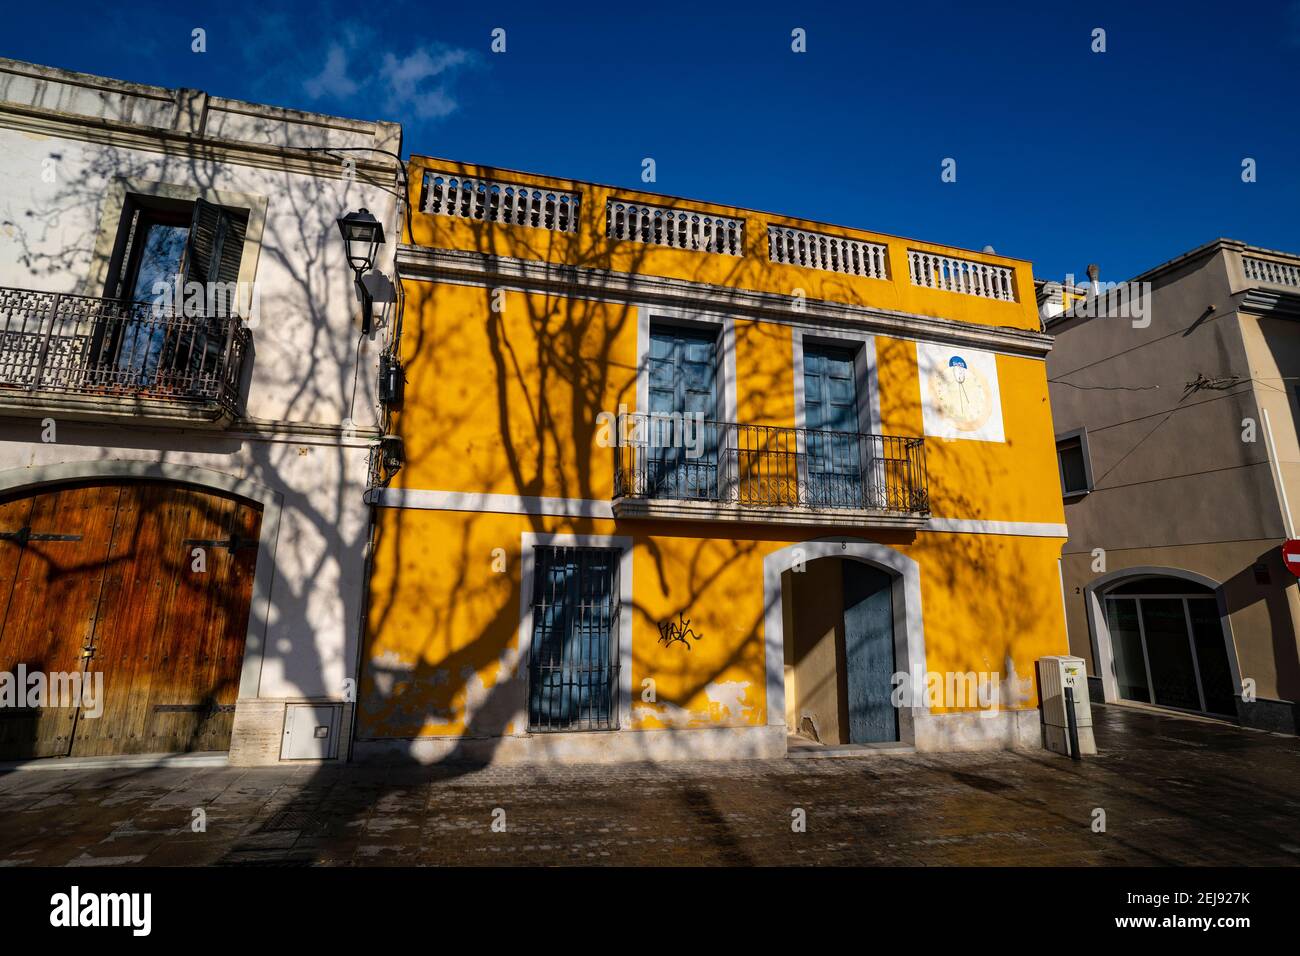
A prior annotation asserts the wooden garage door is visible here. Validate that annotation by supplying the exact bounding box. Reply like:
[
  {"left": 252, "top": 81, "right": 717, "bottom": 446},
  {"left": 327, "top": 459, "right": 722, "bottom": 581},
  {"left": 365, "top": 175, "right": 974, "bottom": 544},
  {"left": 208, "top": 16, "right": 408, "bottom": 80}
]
[{"left": 0, "top": 481, "right": 261, "bottom": 760}]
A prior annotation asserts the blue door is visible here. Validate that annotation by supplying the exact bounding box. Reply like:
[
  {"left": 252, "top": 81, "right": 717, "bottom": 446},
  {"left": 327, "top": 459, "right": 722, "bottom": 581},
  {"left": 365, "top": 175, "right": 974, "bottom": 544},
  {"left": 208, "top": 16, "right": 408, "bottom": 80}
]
[
  {"left": 842, "top": 561, "right": 898, "bottom": 743},
  {"left": 648, "top": 326, "right": 718, "bottom": 499},
  {"left": 803, "top": 346, "right": 863, "bottom": 507}
]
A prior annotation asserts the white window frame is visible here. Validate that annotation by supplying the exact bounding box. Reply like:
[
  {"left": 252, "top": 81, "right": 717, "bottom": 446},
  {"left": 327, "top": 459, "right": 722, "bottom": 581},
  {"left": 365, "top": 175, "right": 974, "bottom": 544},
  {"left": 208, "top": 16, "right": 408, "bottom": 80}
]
[{"left": 791, "top": 326, "right": 881, "bottom": 436}]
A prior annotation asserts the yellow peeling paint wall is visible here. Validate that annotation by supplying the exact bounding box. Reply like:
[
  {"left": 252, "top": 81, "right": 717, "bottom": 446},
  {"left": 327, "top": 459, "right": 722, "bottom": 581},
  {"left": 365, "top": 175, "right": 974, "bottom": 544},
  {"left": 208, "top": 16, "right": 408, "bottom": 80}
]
[
  {"left": 359, "top": 509, "right": 1066, "bottom": 737},
  {"left": 876, "top": 338, "right": 1066, "bottom": 521},
  {"left": 355, "top": 157, "right": 1070, "bottom": 746},
  {"left": 392, "top": 284, "right": 1065, "bottom": 524},
  {"left": 391, "top": 282, "right": 638, "bottom": 499}
]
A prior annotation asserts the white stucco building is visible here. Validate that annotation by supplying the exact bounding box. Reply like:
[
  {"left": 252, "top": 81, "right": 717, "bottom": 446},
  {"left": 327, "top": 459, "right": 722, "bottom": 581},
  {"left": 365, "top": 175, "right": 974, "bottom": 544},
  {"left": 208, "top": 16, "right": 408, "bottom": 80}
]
[{"left": 0, "top": 58, "right": 402, "bottom": 764}]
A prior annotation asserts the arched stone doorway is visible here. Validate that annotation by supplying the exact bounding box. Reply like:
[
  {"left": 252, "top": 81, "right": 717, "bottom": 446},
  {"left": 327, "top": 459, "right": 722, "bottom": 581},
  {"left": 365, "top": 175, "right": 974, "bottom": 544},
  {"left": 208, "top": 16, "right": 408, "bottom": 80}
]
[
  {"left": 763, "top": 539, "right": 926, "bottom": 749},
  {"left": 1086, "top": 568, "right": 1240, "bottom": 719}
]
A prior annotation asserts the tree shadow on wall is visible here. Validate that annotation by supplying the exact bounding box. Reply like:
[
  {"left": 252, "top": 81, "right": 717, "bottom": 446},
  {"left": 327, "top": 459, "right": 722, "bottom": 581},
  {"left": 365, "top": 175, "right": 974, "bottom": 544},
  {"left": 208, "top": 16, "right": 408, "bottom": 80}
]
[
  {"left": 0, "top": 99, "right": 402, "bottom": 773},
  {"left": 317, "top": 161, "right": 1081, "bottom": 864}
]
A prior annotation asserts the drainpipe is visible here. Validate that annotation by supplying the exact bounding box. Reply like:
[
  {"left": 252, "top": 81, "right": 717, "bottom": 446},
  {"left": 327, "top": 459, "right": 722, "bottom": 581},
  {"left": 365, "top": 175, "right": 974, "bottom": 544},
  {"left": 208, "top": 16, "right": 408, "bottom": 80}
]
[{"left": 1261, "top": 407, "right": 1296, "bottom": 539}]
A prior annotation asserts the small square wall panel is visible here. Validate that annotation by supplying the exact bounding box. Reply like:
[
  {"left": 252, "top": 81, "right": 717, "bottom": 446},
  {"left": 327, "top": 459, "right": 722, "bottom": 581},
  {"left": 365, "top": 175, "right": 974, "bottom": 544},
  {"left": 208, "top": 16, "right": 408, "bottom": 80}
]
[{"left": 280, "top": 703, "right": 342, "bottom": 760}]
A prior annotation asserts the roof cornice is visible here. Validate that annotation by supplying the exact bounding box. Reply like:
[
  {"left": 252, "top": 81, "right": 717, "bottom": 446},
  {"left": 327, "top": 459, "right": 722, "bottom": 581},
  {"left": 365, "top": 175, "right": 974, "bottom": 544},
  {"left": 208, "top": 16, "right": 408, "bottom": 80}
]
[
  {"left": 396, "top": 245, "right": 1054, "bottom": 357},
  {"left": 1237, "top": 288, "right": 1300, "bottom": 319},
  {"left": 0, "top": 102, "right": 400, "bottom": 185}
]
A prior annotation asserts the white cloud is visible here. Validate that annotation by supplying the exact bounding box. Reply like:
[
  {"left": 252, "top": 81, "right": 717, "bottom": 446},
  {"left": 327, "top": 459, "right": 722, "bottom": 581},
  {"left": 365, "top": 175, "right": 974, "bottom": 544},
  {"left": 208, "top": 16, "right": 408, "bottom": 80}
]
[
  {"left": 298, "top": 36, "right": 474, "bottom": 122},
  {"left": 378, "top": 47, "right": 473, "bottom": 119},
  {"left": 304, "top": 44, "right": 359, "bottom": 100}
]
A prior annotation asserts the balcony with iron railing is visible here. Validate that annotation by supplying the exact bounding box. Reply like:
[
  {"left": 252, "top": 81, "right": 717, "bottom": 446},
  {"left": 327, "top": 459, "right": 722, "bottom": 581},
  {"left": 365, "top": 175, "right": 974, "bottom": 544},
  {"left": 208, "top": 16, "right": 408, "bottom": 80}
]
[
  {"left": 611, "top": 412, "right": 929, "bottom": 528},
  {"left": 0, "top": 287, "right": 250, "bottom": 424}
]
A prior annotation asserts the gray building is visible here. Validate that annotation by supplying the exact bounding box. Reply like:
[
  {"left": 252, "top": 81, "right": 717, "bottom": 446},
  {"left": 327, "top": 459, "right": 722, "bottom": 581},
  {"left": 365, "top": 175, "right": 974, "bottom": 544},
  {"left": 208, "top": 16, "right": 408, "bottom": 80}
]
[{"left": 1047, "top": 239, "right": 1300, "bottom": 734}]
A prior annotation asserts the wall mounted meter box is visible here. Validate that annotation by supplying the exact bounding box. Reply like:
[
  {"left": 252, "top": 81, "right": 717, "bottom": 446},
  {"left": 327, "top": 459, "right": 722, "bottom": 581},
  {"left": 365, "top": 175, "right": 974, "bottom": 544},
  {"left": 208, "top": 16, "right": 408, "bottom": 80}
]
[
  {"left": 280, "top": 703, "right": 343, "bottom": 760},
  {"left": 1036, "top": 655, "right": 1097, "bottom": 756}
]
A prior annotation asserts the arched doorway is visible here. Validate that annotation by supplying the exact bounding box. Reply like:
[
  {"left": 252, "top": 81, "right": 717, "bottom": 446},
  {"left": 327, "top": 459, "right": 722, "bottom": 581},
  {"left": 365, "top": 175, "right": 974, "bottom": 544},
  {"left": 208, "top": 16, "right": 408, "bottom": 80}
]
[
  {"left": 1093, "top": 572, "right": 1237, "bottom": 718},
  {"left": 762, "top": 539, "right": 926, "bottom": 751},
  {"left": 0, "top": 479, "right": 262, "bottom": 759},
  {"left": 782, "top": 556, "right": 899, "bottom": 745}
]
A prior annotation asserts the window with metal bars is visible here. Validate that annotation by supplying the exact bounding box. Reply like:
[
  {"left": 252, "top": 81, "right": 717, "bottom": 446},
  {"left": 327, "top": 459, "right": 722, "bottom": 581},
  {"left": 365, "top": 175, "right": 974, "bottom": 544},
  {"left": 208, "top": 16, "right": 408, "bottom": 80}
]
[{"left": 527, "top": 546, "right": 621, "bottom": 731}]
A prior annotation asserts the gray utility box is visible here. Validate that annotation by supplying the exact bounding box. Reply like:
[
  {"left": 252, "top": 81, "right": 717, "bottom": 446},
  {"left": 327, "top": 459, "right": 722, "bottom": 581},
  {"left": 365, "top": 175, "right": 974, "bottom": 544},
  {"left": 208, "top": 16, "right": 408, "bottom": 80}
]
[
  {"left": 1036, "top": 656, "right": 1097, "bottom": 757},
  {"left": 280, "top": 703, "right": 343, "bottom": 760}
]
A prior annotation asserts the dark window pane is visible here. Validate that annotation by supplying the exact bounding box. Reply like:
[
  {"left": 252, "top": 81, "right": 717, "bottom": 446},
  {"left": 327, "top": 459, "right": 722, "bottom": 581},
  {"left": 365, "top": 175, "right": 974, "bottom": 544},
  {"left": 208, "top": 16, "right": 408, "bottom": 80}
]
[
  {"left": 1188, "top": 598, "right": 1236, "bottom": 716},
  {"left": 1140, "top": 598, "right": 1200, "bottom": 710},
  {"left": 1105, "top": 597, "right": 1149, "bottom": 702},
  {"left": 1110, "top": 577, "right": 1212, "bottom": 595},
  {"left": 120, "top": 220, "right": 191, "bottom": 384},
  {"left": 1058, "top": 439, "right": 1088, "bottom": 494},
  {"left": 129, "top": 222, "right": 189, "bottom": 301}
]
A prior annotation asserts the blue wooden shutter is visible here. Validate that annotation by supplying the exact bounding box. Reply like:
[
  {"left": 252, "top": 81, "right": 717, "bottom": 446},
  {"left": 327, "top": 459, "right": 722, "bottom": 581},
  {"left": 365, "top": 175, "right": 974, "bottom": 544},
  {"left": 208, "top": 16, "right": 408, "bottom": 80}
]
[
  {"left": 803, "top": 346, "right": 862, "bottom": 507},
  {"left": 647, "top": 326, "right": 719, "bottom": 499}
]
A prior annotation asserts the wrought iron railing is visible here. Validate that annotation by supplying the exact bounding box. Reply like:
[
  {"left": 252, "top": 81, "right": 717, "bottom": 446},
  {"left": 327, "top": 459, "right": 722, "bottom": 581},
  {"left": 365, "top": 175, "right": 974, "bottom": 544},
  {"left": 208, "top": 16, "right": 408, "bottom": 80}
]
[
  {"left": 0, "top": 287, "right": 250, "bottom": 415},
  {"left": 612, "top": 412, "right": 929, "bottom": 516}
]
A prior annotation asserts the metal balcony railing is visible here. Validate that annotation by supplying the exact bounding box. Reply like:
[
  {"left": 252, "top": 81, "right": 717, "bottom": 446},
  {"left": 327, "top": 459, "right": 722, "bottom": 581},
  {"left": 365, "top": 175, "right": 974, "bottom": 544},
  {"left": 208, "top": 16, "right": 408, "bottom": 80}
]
[
  {"left": 612, "top": 412, "right": 929, "bottom": 516},
  {"left": 0, "top": 287, "right": 250, "bottom": 415}
]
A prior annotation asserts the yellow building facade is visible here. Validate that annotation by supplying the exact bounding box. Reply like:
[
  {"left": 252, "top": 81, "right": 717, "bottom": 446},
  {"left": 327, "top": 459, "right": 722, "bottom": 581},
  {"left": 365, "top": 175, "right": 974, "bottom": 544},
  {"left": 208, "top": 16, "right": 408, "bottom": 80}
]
[{"left": 355, "top": 157, "right": 1070, "bottom": 763}]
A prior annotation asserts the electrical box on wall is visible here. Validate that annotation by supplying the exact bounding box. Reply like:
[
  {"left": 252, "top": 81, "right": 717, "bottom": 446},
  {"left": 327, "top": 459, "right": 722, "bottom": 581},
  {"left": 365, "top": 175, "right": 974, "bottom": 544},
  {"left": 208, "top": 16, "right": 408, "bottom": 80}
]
[
  {"left": 378, "top": 353, "right": 404, "bottom": 407},
  {"left": 280, "top": 703, "right": 343, "bottom": 761},
  {"left": 1036, "top": 656, "right": 1097, "bottom": 757}
]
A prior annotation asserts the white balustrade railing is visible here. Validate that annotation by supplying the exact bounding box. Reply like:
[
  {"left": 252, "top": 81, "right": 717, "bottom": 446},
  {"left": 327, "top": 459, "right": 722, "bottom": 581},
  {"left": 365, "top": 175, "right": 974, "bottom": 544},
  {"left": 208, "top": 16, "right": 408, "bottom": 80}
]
[
  {"left": 422, "top": 173, "right": 581, "bottom": 233},
  {"left": 605, "top": 200, "right": 744, "bottom": 256},
  {"left": 767, "top": 226, "right": 888, "bottom": 279},
  {"left": 1243, "top": 256, "right": 1300, "bottom": 288},
  {"left": 907, "top": 250, "right": 1015, "bottom": 301}
]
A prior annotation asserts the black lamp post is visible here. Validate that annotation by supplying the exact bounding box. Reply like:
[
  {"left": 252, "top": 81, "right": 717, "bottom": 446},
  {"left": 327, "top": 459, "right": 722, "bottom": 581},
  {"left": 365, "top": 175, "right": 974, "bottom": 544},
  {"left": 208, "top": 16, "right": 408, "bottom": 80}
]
[{"left": 337, "top": 208, "right": 385, "bottom": 334}]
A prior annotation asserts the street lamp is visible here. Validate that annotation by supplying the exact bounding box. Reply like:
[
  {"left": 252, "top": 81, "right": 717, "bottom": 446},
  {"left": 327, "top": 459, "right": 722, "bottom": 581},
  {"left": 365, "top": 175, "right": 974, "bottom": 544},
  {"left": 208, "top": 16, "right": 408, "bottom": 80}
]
[{"left": 336, "top": 208, "right": 385, "bottom": 334}]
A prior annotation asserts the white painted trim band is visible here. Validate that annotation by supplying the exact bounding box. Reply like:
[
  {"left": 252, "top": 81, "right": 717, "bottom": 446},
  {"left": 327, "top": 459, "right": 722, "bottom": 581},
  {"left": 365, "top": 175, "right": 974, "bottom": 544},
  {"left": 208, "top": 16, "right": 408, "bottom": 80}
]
[
  {"left": 366, "top": 487, "right": 1068, "bottom": 537},
  {"left": 367, "top": 487, "right": 614, "bottom": 518},
  {"left": 925, "top": 518, "right": 1069, "bottom": 537}
]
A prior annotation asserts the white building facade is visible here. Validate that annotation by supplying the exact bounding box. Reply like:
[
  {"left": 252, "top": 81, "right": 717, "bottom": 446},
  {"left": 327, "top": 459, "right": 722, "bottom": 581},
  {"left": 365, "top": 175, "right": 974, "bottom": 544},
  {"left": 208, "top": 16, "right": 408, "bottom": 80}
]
[{"left": 0, "top": 58, "right": 402, "bottom": 764}]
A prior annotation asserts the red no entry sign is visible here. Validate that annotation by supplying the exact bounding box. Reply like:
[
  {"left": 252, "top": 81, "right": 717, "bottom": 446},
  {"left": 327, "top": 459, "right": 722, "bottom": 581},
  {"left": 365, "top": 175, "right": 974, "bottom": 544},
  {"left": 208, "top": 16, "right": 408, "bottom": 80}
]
[{"left": 1283, "top": 539, "right": 1300, "bottom": 577}]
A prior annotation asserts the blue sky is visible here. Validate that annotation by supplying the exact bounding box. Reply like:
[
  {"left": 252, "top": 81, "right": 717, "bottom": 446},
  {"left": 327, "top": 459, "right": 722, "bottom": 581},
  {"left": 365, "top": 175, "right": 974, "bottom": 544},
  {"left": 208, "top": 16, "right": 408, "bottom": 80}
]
[{"left": 4, "top": 0, "right": 1297, "bottom": 281}]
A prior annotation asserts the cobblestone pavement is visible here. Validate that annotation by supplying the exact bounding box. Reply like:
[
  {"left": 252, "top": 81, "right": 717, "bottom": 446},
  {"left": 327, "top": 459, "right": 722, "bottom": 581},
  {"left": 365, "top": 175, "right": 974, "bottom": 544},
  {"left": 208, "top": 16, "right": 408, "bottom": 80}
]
[{"left": 0, "top": 704, "right": 1297, "bottom": 866}]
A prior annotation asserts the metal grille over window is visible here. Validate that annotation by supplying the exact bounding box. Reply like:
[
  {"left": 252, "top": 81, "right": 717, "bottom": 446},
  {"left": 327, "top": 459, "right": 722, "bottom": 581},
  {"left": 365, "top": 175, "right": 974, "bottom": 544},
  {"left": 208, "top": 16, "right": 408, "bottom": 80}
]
[
  {"left": 907, "top": 250, "right": 1016, "bottom": 301},
  {"left": 605, "top": 200, "right": 744, "bottom": 256},
  {"left": 767, "top": 226, "right": 888, "bottom": 279},
  {"left": 528, "top": 546, "right": 621, "bottom": 731},
  {"left": 421, "top": 173, "right": 580, "bottom": 233}
]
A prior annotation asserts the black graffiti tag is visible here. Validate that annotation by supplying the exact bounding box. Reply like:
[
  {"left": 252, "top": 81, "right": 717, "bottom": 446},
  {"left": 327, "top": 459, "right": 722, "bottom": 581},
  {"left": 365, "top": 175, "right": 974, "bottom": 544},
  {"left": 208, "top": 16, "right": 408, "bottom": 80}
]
[{"left": 658, "top": 612, "right": 703, "bottom": 651}]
